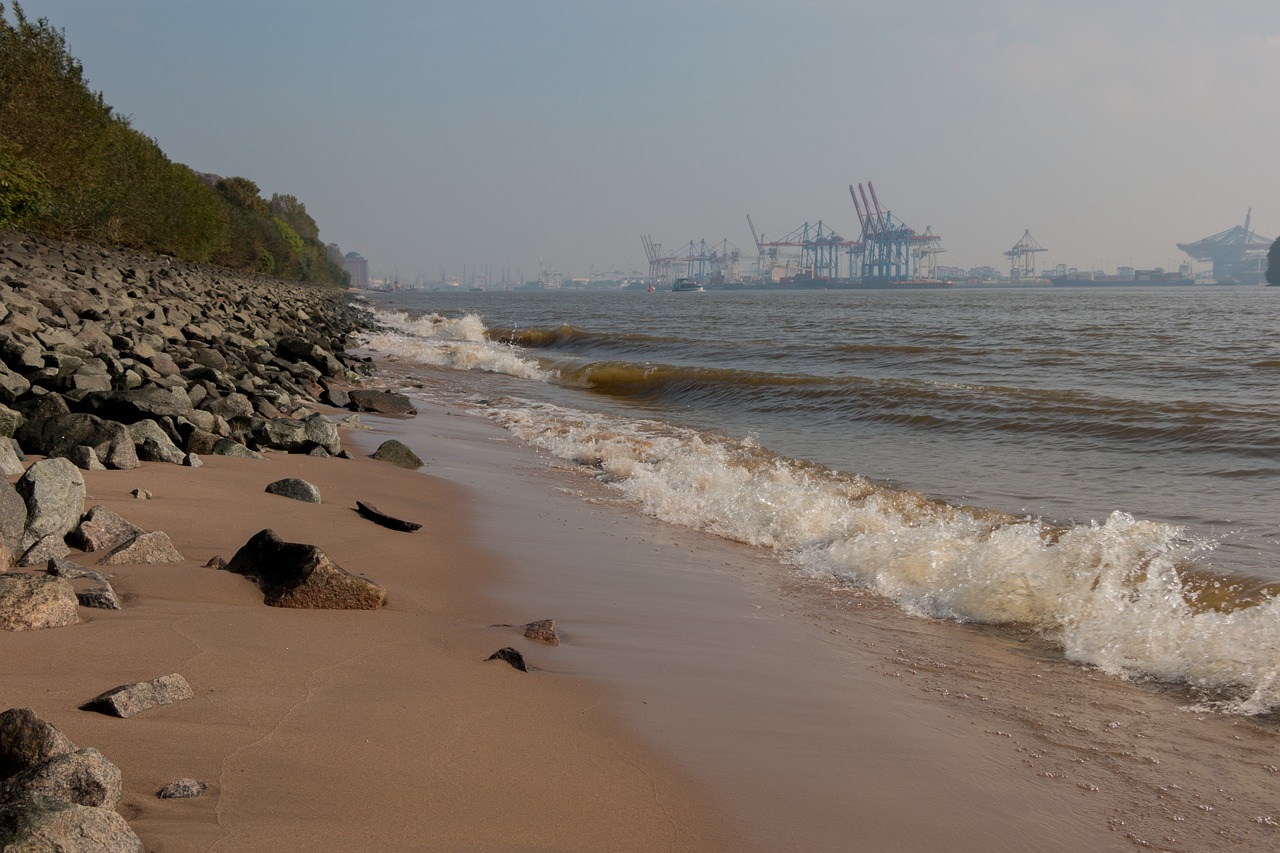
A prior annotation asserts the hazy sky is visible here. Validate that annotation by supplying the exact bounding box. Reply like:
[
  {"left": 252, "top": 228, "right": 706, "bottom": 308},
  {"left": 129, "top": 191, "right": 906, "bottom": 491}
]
[{"left": 17, "top": 1, "right": 1280, "bottom": 281}]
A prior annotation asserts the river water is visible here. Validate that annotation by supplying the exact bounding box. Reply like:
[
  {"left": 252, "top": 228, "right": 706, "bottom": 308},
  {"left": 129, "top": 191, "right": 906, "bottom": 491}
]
[{"left": 357, "top": 284, "right": 1280, "bottom": 714}]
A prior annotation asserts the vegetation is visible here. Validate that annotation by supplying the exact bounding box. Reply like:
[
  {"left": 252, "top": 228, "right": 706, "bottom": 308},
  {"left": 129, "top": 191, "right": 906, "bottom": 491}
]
[
  {"left": 0, "top": 2, "right": 347, "bottom": 286},
  {"left": 1268, "top": 237, "right": 1280, "bottom": 286}
]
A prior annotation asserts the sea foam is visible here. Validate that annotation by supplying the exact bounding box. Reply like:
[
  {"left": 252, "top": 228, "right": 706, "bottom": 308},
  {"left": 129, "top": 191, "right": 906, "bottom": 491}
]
[
  {"left": 361, "top": 309, "right": 548, "bottom": 380},
  {"left": 485, "top": 397, "right": 1280, "bottom": 714}
]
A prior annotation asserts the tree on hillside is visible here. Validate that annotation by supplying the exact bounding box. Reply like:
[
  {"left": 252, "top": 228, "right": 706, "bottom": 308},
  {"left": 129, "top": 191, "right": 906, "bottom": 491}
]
[
  {"left": 270, "top": 193, "right": 319, "bottom": 241},
  {"left": 1268, "top": 236, "right": 1280, "bottom": 286}
]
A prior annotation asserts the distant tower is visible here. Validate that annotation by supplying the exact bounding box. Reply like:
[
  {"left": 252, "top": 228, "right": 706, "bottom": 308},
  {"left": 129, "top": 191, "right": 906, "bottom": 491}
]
[
  {"left": 343, "top": 251, "right": 369, "bottom": 289},
  {"left": 1005, "top": 231, "right": 1047, "bottom": 280}
]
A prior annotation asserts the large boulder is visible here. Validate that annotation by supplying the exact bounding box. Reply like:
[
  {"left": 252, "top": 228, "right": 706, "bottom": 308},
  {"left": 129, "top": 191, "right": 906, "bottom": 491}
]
[
  {"left": 77, "top": 387, "right": 195, "bottom": 423},
  {"left": 127, "top": 420, "right": 184, "bottom": 465},
  {"left": 0, "top": 709, "right": 76, "bottom": 779},
  {"left": 0, "top": 574, "right": 78, "bottom": 631},
  {"left": 225, "top": 529, "right": 386, "bottom": 609},
  {"left": 69, "top": 507, "right": 143, "bottom": 554},
  {"left": 97, "top": 531, "right": 182, "bottom": 566},
  {"left": 0, "top": 796, "right": 141, "bottom": 852},
  {"left": 14, "top": 411, "right": 139, "bottom": 471},
  {"left": 0, "top": 747, "right": 122, "bottom": 810},
  {"left": 15, "top": 458, "right": 85, "bottom": 552}
]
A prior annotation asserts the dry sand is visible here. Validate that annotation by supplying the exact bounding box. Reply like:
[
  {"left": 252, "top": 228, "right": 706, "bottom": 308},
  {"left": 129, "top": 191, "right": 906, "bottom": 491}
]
[{"left": 3, "top": 435, "right": 738, "bottom": 851}]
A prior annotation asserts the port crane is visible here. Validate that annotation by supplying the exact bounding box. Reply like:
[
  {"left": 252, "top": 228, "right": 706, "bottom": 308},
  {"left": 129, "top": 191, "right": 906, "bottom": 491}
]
[{"left": 1005, "top": 230, "right": 1047, "bottom": 280}]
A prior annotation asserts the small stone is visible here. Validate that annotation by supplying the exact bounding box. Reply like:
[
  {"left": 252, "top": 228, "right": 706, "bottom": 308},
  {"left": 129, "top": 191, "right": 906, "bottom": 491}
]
[
  {"left": 485, "top": 647, "right": 528, "bottom": 672},
  {"left": 522, "top": 619, "right": 560, "bottom": 646},
  {"left": 264, "top": 478, "right": 321, "bottom": 504},
  {"left": 81, "top": 673, "right": 193, "bottom": 718},
  {"left": 156, "top": 778, "right": 207, "bottom": 799},
  {"left": 130, "top": 488, "right": 152, "bottom": 500},
  {"left": 370, "top": 440, "right": 423, "bottom": 470},
  {"left": 204, "top": 555, "right": 227, "bottom": 570},
  {"left": 184, "top": 452, "right": 203, "bottom": 468}
]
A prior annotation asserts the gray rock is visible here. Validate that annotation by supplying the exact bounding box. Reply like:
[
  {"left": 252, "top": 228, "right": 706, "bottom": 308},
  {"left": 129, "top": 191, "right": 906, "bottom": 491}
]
[
  {"left": 69, "top": 506, "right": 143, "bottom": 554},
  {"left": 78, "top": 387, "right": 194, "bottom": 423},
  {"left": 97, "top": 531, "right": 182, "bottom": 566},
  {"left": 370, "top": 439, "right": 424, "bottom": 470},
  {"left": 15, "top": 458, "right": 85, "bottom": 552},
  {"left": 0, "top": 481, "right": 26, "bottom": 555},
  {"left": 339, "top": 413, "right": 370, "bottom": 430},
  {"left": 75, "top": 584, "right": 121, "bottom": 610},
  {"left": 66, "top": 445, "right": 106, "bottom": 471},
  {"left": 0, "top": 437, "right": 23, "bottom": 477},
  {"left": 210, "top": 439, "right": 264, "bottom": 460},
  {"left": 46, "top": 559, "right": 112, "bottom": 584},
  {"left": 264, "top": 478, "right": 321, "bottom": 504},
  {"left": 183, "top": 452, "right": 203, "bottom": 468},
  {"left": 225, "top": 529, "right": 386, "bottom": 610},
  {"left": 0, "top": 747, "right": 122, "bottom": 810},
  {"left": 127, "top": 420, "right": 184, "bottom": 464},
  {"left": 0, "top": 796, "right": 142, "bottom": 852},
  {"left": 301, "top": 412, "right": 340, "bottom": 454},
  {"left": 0, "top": 574, "right": 78, "bottom": 631},
  {"left": 202, "top": 391, "right": 254, "bottom": 420},
  {"left": 156, "top": 778, "right": 206, "bottom": 799},
  {"left": 16, "top": 534, "right": 70, "bottom": 568},
  {"left": 0, "top": 404, "right": 23, "bottom": 438},
  {"left": 81, "top": 673, "right": 193, "bottom": 718},
  {"left": 347, "top": 389, "right": 417, "bottom": 416},
  {"left": 0, "top": 709, "right": 76, "bottom": 779}
]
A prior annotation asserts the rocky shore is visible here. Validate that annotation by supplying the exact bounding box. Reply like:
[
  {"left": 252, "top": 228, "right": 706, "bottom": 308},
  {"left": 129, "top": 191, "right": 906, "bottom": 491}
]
[{"left": 0, "top": 231, "right": 400, "bottom": 849}]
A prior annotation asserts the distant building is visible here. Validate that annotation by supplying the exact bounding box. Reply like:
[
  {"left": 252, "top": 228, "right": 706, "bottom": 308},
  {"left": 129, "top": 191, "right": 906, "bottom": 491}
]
[{"left": 343, "top": 251, "right": 369, "bottom": 289}]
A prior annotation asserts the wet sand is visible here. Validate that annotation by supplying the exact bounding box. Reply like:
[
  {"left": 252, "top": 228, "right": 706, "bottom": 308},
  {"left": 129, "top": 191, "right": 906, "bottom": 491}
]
[{"left": 352, "top": 391, "right": 1280, "bottom": 853}]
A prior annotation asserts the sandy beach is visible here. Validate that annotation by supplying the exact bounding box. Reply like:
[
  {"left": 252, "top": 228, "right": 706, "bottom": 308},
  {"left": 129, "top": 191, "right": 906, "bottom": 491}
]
[
  {"left": 7, "top": 383, "right": 1280, "bottom": 851},
  {"left": 2, "top": 417, "right": 739, "bottom": 851}
]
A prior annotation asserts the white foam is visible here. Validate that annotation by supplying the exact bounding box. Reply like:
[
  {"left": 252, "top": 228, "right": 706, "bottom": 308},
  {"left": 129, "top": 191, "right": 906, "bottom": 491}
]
[
  {"left": 485, "top": 397, "right": 1280, "bottom": 714},
  {"left": 359, "top": 308, "right": 548, "bottom": 380}
]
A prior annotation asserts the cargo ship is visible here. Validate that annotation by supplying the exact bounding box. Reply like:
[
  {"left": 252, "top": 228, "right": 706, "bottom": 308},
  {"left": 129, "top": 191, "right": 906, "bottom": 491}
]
[{"left": 1049, "top": 269, "right": 1197, "bottom": 287}]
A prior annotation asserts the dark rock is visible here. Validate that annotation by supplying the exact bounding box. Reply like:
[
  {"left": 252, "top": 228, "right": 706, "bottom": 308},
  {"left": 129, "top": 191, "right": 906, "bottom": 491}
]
[
  {"left": 46, "top": 559, "right": 112, "bottom": 584},
  {"left": 66, "top": 444, "right": 106, "bottom": 471},
  {"left": 14, "top": 407, "right": 140, "bottom": 471},
  {"left": 347, "top": 389, "right": 417, "bottom": 416},
  {"left": 225, "top": 529, "right": 386, "bottom": 609},
  {"left": 75, "top": 584, "right": 121, "bottom": 610},
  {"left": 204, "top": 555, "right": 226, "bottom": 570},
  {"left": 70, "top": 506, "right": 143, "bottom": 553},
  {"left": 81, "top": 673, "right": 193, "bottom": 718},
  {"left": 355, "top": 501, "right": 421, "bottom": 532},
  {"left": 156, "top": 778, "right": 206, "bottom": 799},
  {"left": 370, "top": 439, "right": 423, "bottom": 470},
  {"left": 97, "top": 531, "right": 182, "bottom": 566},
  {"left": 129, "top": 488, "right": 151, "bottom": 500},
  {"left": 485, "top": 647, "right": 528, "bottom": 672},
  {"left": 0, "top": 796, "right": 142, "bottom": 852},
  {"left": 0, "top": 709, "right": 76, "bottom": 779},
  {"left": 264, "top": 478, "right": 321, "bottom": 504},
  {"left": 0, "top": 747, "right": 122, "bottom": 809},
  {"left": 0, "top": 574, "right": 78, "bottom": 631},
  {"left": 78, "top": 387, "right": 195, "bottom": 424}
]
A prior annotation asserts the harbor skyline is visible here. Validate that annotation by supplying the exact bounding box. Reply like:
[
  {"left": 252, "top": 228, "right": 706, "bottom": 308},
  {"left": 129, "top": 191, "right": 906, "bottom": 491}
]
[{"left": 20, "top": 0, "right": 1280, "bottom": 282}]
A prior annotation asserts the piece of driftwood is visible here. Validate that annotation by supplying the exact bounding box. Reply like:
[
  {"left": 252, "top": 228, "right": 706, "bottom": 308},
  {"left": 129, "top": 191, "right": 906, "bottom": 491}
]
[{"left": 355, "top": 501, "right": 422, "bottom": 533}]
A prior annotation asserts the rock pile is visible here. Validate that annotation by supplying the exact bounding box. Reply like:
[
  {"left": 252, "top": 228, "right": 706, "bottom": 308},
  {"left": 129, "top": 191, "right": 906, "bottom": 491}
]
[{"left": 0, "top": 231, "right": 372, "bottom": 481}]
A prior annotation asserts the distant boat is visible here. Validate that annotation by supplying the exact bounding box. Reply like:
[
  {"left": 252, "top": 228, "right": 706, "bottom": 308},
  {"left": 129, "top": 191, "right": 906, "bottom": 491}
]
[{"left": 672, "top": 278, "right": 704, "bottom": 292}]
